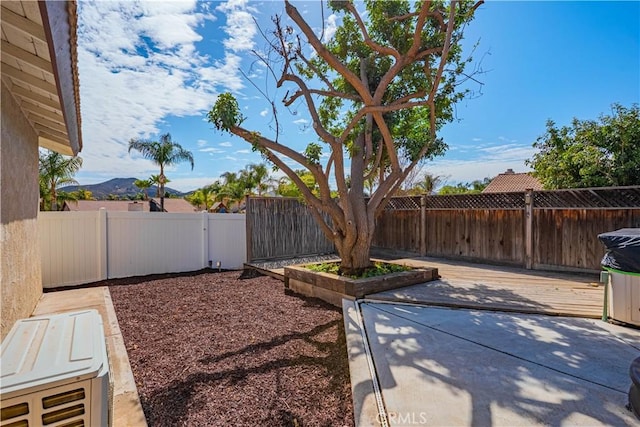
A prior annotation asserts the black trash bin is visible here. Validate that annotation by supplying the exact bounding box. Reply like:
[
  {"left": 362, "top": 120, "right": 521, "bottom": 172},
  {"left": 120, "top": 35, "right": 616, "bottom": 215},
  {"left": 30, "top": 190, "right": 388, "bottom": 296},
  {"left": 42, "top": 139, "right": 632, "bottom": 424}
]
[{"left": 598, "top": 228, "right": 640, "bottom": 326}]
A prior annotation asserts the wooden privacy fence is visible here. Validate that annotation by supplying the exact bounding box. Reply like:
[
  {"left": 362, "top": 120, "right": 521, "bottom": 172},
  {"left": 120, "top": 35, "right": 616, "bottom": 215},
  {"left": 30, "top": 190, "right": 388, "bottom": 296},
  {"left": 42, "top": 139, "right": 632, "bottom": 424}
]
[
  {"left": 373, "top": 186, "right": 640, "bottom": 272},
  {"left": 39, "top": 211, "right": 246, "bottom": 288},
  {"left": 246, "top": 197, "right": 334, "bottom": 262}
]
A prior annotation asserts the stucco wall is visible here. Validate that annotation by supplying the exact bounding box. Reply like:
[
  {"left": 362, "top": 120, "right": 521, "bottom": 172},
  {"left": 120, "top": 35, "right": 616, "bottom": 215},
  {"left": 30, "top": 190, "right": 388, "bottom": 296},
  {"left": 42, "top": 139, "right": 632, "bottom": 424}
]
[{"left": 1, "top": 81, "right": 42, "bottom": 340}]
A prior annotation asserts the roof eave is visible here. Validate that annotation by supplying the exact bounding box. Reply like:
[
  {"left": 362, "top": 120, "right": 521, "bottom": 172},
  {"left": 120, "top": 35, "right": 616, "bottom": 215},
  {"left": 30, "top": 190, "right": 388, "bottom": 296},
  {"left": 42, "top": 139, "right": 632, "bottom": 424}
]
[{"left": 38, "top": 0, "right": 82, "bottom": 156}]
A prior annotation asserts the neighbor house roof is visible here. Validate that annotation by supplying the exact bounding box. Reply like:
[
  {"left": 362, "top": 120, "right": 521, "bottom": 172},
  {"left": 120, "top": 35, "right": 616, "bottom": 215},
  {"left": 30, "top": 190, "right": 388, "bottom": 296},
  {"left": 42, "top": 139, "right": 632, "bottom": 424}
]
[
  {"left": 63, "top": 200, "right": 150, "bottom": 211},
  {"left": 150, "top": 198, "right": 197, "bottom": 213},
  {"left": 64, "top": 199, "right": 198, "bottom": 213},
  {"left": 483, "top": 169, "right": 544, "bottom": 193},
  {"left": 1, "top": 1, "right": 82, "bottom": 155}
]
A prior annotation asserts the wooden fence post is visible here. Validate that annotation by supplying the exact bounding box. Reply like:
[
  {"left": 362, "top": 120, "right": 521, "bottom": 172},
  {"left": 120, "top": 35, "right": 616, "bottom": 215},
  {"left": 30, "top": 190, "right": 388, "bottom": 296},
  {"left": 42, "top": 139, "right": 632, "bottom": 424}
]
[
  {"left": 420, "top": 195, "right": 427, "bottom": 257},
  {"left": 524, "top": 189, "right": 534, "bottom": 269}
]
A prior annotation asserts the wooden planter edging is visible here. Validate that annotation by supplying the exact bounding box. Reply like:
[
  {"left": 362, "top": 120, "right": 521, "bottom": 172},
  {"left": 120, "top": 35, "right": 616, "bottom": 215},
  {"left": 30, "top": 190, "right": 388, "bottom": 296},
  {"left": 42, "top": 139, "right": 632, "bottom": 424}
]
[{"left": 284, "top": 260, "right": 439, "bottom": 307}]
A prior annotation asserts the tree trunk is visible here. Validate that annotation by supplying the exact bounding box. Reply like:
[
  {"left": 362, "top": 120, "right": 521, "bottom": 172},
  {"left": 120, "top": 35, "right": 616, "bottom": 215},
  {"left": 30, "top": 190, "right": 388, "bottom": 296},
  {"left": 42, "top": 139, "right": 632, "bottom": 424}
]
[
  {"left": 50, "top": 182, "right": 57, "bottom": 211},
  {"left": 159, "top": 169, "right": 166, "bottom": 212},
  {"left": 333, "top": 132, "right": 375, "bottom": 276},
  {"left": 335, "top": 228, "right": 373, "bottom": 276}
]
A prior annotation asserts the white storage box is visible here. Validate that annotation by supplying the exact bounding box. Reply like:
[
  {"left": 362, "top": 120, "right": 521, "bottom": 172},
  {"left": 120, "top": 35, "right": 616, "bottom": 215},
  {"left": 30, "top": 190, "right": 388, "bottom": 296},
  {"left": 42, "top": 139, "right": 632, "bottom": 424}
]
[
  {"left": 1, "top": 309, "right": 111, "bottom": 426},
  {"left": 608, "top": 270, "right": 640, "bottom": 327}
]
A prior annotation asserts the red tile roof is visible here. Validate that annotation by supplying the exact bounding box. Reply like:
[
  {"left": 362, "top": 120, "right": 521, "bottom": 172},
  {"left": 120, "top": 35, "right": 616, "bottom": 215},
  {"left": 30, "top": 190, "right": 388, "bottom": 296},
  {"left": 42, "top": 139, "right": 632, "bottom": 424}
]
[{"left": 483, "top": 170, "right": 544, "bottom": 193}]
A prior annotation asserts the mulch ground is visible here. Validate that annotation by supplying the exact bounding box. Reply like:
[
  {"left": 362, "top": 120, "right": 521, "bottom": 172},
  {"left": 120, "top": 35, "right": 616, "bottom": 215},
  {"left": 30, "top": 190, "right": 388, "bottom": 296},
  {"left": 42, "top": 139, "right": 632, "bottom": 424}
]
[{"left": 108, "top": 270, "right": 354, "bottom": 427}]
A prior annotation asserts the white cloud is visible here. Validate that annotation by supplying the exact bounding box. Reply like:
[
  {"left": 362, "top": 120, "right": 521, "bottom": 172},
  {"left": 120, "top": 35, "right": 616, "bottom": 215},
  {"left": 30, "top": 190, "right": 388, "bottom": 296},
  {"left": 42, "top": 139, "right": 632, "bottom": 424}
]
[
  {"left": 223, "top": 156, "right": 238, "bottom": 161},
  {"left": 76, "top": 0, "right": 258, "bottom": 178},
  {"left": 472, "top": 137, "right": 482, "bottom": 142},
  {"left": 198, "top": 52, "right": 245, "bottom": 91},
  {"left": 293, "top": 118, "right": 309, "bottom": 125},
  {"left": 477, "top": 144, "right": 535, "bottom": 162},
  {"left": 197, "top": 139, "right": 208, "bottom": 147},
  {"left": 236, "top": 149, "right": 250, "bottom": 154},
  {"left": 323, "top": 14, "right": 338, "bottom": 42},
  {"left": 199, "top": 147, "right": 225, "bottom": 153},
  {"left": 216, "top": 0, "right": 258, "bottom": 52},
  {"left": 219, "top": 142, "right": 233, "bottom": 147},
  {"left": 260, "top": 108, "right": 269, "bottom": 117}
]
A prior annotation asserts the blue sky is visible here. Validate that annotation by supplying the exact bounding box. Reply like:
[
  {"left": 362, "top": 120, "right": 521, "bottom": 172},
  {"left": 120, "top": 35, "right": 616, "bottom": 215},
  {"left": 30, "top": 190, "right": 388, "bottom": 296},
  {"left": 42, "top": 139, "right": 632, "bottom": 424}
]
[{"left": 74, "top": 1, "right": 640, "bottom": 192}]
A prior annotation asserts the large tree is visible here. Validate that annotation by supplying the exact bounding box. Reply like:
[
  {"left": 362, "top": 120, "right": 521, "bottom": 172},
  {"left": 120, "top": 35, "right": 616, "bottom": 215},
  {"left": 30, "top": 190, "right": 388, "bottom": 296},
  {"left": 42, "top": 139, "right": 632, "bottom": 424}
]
[
  {"left": 527, "top": 103, "right": 640, "bottom": 189},
  {"left": 208, "top": 0, "right": 482, "bottom": 274},
  {"left": 39, "top": 151, "right": 83, "bottom": 211},
  {"left": 276, "top": 170, "right": 320, "bottom": 198},
  {"left": 128, "top": 133, "right": 194, "bottom": 211}
]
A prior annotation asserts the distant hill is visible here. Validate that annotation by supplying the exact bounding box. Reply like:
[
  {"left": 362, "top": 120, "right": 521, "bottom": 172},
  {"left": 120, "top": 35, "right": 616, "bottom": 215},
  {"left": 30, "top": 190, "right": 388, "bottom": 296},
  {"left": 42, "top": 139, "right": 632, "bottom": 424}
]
[{"left": 60, "top": 178, "right": 186, "bottom": 200}]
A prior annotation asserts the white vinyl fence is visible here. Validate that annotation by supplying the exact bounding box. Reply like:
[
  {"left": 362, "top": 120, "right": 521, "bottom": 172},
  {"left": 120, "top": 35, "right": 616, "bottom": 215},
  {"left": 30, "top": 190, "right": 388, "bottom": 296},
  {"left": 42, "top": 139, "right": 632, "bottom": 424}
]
[{"left": 39, "top": 211, "right": 246, "bottom": 288}]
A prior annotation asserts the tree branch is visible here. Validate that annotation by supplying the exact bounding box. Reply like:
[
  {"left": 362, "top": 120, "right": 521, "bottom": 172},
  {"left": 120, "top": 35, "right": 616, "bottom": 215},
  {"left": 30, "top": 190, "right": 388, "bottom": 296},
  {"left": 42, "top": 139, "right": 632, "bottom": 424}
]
[
  {"left": 344, "top": 1, "right": 400, "bottom": 60},
  {"left": 285, "top": 0, "right": 373, "bottom": 104},
  {"left": 278, "top": 73, "right": 339, "bottom": 147},
  {"left": 230, "top": 125, "right": 345, "bottom": 232},
  {"left": 284, "top": 88, "right": 360, "bottom": 107}
]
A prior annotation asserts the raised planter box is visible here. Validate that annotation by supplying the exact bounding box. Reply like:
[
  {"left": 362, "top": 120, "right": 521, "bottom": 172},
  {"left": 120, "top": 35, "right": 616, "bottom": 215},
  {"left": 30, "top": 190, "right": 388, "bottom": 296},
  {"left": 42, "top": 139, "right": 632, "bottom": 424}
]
[{"left": 284, "top": 260, "right": 439, "bottom": 306}]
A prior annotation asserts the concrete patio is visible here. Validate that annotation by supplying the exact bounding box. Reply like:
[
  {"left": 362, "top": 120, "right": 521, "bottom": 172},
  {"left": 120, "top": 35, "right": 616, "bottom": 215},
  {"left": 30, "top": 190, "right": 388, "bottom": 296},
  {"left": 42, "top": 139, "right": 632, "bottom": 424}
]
[{"left": 342, "top": 257, "right": 640, "bottom": 427}]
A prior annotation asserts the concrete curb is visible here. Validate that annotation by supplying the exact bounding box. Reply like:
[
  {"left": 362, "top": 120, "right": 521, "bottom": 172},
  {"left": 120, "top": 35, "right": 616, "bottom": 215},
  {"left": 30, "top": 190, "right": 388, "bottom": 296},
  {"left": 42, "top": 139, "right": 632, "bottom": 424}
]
[{"left": 342, "top": 298, "right": 384, "bottom": 427}]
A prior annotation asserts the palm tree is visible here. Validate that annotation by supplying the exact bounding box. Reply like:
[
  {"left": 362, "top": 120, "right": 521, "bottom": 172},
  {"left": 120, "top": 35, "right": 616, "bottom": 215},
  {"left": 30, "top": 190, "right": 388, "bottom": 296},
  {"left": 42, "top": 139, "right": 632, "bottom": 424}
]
[
  {"left": 219, "top": 182, "right": 247, "bottom": 210},
  {"left": 56, "top": 190, "right": 79, "bottom": 210},
  {"left": 39, "top": 151, "right": 83, "bottom": 211},
  {"left": 219, "top": 172, "right": 248, "bottom": 209},
  {"left": 128, "top": 133, "right": 194, "bottom": 211},
  {"left": 186, "top": 190, "right": 205, "bottom": 210},
  {"left": 134, "top": 179, "right": 152, "bottom": 200},
  {"left": 149, "top": 174, "right": 163, "bottom": 197},
  {"left": 246, "top": 163, "right": 273, "bottom": 196},
  {"left": 410, "top": 173, "right": 444, "bottom": 195},
  {"left": 186, "top": 185, "right": 217, "bottom": 211}
]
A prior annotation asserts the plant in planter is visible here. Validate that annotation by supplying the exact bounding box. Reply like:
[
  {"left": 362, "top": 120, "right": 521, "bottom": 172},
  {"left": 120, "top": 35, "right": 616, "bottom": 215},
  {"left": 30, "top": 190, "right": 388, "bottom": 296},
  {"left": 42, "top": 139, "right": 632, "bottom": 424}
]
[
  {"left": 307, "top": 261, "right": 411, "bottom": 279},
  {"left": 208, "top": 0, "right": 483, "bottom": 276}
]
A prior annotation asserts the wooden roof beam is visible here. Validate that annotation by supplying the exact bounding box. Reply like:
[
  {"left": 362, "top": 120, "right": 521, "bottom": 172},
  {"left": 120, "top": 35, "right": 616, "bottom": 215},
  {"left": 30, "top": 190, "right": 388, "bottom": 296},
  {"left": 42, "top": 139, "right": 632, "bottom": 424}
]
[
  {"left": 35, "top": 123, "right": 69, "bottom": 141},
  {"left": 29, "top": 114, "right": 68, "bottom": 133},
  {"left": 8, "top": 82, "right": 61, "bottom": 110},
  {"left": 20, "top": 100, "right": 64, "bottom": 122},
  {"left": 1, "top": 6, "right": 47, "bottom": 43},
  {"left": 2, "top": 63, "right": 57, "bottom": 95},
  {"left": 38, "top": 135, "right": 74, "bottom": 156},
  {"left": 1, "top": 39, "right": 54, "bottom": 75}
]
